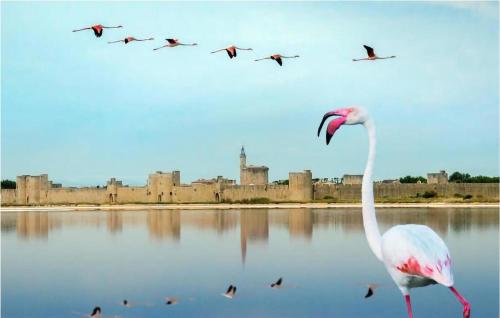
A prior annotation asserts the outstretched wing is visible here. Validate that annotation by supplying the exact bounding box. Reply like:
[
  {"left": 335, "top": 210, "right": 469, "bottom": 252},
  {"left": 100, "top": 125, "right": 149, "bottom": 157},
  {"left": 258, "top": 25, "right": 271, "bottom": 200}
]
[
  {"left": 275, "top": 57, "right": 283, "bottom": 66},
  {"left": 382, "top": 224, "right": 454, "bottom": 287},
  {"left": 166, "top": 38, "right": 176, "bottom": 44},
  {"left": 363, "top": 45, "right": 375, "bottom": 57}
]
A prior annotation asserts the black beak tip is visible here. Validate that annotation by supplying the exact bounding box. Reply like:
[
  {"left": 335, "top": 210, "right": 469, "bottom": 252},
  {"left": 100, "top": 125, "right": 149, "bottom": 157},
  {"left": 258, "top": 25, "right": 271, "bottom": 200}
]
[{"left": 326, "top": 133, "right": 333, "bottom": 145}]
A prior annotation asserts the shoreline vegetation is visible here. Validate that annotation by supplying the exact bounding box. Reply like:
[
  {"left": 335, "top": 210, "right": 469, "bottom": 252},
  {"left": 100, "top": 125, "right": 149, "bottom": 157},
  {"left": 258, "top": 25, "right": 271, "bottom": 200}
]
[{"left": 1, "top": 201, "right": 498, "bottom": 212}]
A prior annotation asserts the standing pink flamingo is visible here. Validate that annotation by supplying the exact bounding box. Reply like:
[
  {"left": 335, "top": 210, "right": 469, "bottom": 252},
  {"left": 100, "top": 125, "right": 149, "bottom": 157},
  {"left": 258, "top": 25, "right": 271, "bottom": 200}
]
[
  {"left": 108, "top": 36, "right": 154, "bottom": 44},
  {"left": 72, "top": 24, "right": 123, "bottom": 37},
  {"left": 255, "top": 54, "right": 299, "bottom": 66},
  {"left": 153, "top": 38, "right": 198, "bottom": 50},
  {"left": 210, "top": 45, "right": 253, "bottom": 59},
  {"left": 317, "top": 107, "right": 470, "bottom": 318},
  {"left": 353, "top": 45, "right": 396, "bottom": 61}
]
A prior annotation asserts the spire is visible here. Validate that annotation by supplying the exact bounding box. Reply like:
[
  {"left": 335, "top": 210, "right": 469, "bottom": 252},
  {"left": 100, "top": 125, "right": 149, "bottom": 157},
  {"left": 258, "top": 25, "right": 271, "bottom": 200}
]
[{"left": 240, "top": 146, "right": 246, "bottom": 157}]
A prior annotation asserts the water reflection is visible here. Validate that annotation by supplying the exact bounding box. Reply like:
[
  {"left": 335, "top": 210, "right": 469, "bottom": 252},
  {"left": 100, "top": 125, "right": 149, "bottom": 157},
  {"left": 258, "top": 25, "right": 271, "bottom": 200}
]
[
  {"left": 240, "top": 210, "right": 269, "bottom": 263},
  {"left": 2, "top": 208, "right": 498, "bottom": 245},
  {"left": 147, "top": 210, "right": 180, "bottom": 240},
  {"left": 1, "top": 208, "right": 498, "bottom": 318}
]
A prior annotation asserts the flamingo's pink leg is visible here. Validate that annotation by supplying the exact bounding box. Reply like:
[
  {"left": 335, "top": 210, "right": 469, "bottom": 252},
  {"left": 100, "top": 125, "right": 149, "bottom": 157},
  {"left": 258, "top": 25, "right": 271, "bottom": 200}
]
[
  {"left": 405, "top": 295, "right": 413, "bottom": 318},
  {"left": 450, "top": 286, "right": 471, "bottom": 318}
]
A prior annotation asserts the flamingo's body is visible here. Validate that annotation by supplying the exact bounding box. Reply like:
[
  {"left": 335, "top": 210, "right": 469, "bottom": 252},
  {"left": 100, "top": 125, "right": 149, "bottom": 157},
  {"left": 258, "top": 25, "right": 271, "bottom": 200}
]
[
  {"left": 317, "top": 107, "right": 470, "bottom": 318},
  {"left": 154, "top": 38, "right": 197, "bottom": 50},
  {"left": 211, "top": 45, "right": 253, "bottom": 59},
  {"left": 72, "top": 24, "right": 122, "bottom": 37},
  {"left": 108, "top": 36, "right": 154, "bottom": 44},
  {"left": 255, "top": 54, "right": 299, "bottom": 66},
  {"left": 353, "top": 45, "right": 396, "bottom": 61}
]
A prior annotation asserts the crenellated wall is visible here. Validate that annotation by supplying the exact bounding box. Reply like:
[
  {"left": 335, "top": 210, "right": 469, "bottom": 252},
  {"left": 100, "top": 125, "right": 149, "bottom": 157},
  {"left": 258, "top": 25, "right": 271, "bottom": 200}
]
[{"left": 3, "top": 171, "right": 497, "bottom": 206}]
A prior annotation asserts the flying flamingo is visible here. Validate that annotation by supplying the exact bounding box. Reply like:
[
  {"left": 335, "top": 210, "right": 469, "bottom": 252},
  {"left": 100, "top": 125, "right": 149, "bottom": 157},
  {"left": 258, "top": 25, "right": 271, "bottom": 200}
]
[
  {"left": 317, "top": 107, "right": 470, "bottom": 318},
  {"left": 254, "top": 54, "right": 299, "bottom": 66},
  {"left": 108, "top": 36, "right": 154, "bottom": 44},
  {"left": 352, "top": 45, "right": 396, "bottom": 61},
  {"left": 210, "top": 45, "right": 253, "bottom": 59},
  {"left": 153, "top": 38, "right": 198, "bottom": 50},
  {"left": 72, "top": 24, "right": 122, "bottom": 37}
]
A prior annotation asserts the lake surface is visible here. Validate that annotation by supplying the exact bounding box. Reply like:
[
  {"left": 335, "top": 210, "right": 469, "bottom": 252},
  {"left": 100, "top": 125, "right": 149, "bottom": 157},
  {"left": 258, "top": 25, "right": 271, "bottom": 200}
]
[{"left": 1, "top": 208, "right": 498, "bottom": 317}]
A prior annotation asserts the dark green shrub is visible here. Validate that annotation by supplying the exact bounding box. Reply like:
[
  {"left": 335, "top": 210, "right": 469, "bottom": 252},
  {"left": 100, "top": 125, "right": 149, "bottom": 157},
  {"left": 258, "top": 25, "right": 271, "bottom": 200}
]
[
  {"left": 1, "top": 180, "right": 16, "bottom": 189},
  {"left": 422, "top": 191, "right": 437, "bottom": 198}
]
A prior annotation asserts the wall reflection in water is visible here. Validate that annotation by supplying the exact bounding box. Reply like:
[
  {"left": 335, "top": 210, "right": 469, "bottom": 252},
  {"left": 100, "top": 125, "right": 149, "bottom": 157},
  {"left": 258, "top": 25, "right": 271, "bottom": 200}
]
[{"left": 2, "top": 208, "right": 497, "bottom": 262}]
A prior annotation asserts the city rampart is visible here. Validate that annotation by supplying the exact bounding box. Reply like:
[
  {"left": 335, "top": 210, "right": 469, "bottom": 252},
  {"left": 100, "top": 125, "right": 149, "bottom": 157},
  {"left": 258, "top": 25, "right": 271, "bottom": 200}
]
[{"left": 313, "top": 183, "right": 499, "bottom": 201}]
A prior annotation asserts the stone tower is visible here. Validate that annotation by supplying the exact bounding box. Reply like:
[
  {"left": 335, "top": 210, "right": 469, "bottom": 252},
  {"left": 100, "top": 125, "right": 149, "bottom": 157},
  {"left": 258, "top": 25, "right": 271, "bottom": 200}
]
[
  {"left": 240, "top": 146, "right": 246, "bottom": 169},
  {"left": 239, "top": 146, "right": 269, "bottom": 185}
]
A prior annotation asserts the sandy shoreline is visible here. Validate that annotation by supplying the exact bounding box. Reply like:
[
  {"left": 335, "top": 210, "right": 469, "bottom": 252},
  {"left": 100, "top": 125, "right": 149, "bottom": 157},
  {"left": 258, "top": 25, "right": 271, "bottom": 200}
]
[{"left": 0, "top": 202, "right": 498, "bottom": 212}]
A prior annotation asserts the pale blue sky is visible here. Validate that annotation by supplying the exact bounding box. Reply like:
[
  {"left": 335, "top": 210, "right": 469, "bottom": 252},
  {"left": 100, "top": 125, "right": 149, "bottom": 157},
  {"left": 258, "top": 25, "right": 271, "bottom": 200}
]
[{"left": 1, "top": 1, "right": 498, "bottom": 186}]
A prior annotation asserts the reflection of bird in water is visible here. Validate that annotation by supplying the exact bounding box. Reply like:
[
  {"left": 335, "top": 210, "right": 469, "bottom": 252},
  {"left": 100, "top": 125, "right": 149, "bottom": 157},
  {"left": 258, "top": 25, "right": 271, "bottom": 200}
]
[
  {"left": 72, "top": 306, "right": 120, "bottom": 318},
  {"left": 364, "top": 284, "right": 380, "bottom": 298},
  {"left": 165, "top": 297, "right": 178, "bottom": 305},
  {"left": 270, "top": 277, "right": 283, "bottom": 289},
  {"left": 164, "top": 296, "right": 196, "bottom": 305},
  {"left": 120, "top": 299, "right": 153, "bottom": 308},
  {"left": 222, "top": 285, "right": 237, "bottom": 298}
]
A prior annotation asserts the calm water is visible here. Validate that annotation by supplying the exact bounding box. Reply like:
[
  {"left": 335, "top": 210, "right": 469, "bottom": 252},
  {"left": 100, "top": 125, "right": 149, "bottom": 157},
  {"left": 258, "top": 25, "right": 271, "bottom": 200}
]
[{"left": 1, "top": 208, "right": 498, "bottom": 318}]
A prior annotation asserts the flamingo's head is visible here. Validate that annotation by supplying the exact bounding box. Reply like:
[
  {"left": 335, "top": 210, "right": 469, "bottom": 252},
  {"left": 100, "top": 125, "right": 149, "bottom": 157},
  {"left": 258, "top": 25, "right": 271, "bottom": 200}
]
[{"left": 317, "top": 106, "right": 368, "bottom": 145}]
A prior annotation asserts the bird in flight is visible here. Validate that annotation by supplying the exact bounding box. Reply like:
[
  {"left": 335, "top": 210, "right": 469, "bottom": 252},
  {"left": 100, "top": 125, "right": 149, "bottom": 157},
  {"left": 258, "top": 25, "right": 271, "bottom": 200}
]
[
  {"left": 352, "top": 45, "right": 396, "bottom": 61},
  {"left": 72, "top": 24, "right": 122, "bottom": 37},
  {"left": 108, "top": 36, "right": 154, "bottom": 44},
  {"left": 154, "top": 38, "right": 198, "bottom": 50},
  {"left": 210, "top": 45, "right": 253, "bottom": 59},
  {"left": 255, "top": 54, "right": 299, "bottom": 66},
  {"left": 222, "top": 285, "right": 237, "bottom": 298},
  {"left": 270, "top": 277, "right": 283, "bottom": 289}
]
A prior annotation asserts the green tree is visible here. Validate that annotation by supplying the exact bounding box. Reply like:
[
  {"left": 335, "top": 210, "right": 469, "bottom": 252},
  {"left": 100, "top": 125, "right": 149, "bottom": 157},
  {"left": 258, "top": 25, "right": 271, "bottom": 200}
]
[
  {"left": 399, "top": 176, "right": 427, "bottom": 183},
  {"left": 1, "top": 180, "right": 16, "bottom": 189},
  {"left": 449, "top": 171, "right": 499, "bottom": 183}
]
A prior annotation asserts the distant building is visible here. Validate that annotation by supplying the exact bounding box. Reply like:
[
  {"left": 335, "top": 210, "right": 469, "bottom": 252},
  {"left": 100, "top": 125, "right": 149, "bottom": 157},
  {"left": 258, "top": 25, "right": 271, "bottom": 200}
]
[
  {"left": 240, "top": 146, "right": 269, "bottom": 185},
  {"left": 427, "top": 170, "right": 448, "bottom": 184},
  {"left": 343, "top": 174, "right": 363, "bottom": 185}
]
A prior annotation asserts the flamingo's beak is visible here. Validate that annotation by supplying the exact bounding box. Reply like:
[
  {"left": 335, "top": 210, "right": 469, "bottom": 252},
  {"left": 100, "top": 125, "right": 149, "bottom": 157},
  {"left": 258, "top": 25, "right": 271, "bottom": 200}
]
[{"left": 317, "top": 108, "right": 352, "bottom": 145}]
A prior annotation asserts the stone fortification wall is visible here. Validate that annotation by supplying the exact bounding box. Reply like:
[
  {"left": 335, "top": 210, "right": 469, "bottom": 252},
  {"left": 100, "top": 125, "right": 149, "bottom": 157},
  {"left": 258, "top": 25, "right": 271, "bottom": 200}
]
[
  {"left": 172, "top": 184, "right": 219, "bottom": 203},
  {"left": 1, "top": 189, "right": 16, "bottom": 204},
  {"left": 47, "top": 187, "right": 108, "bottom": 204},
  {"left": 116, "top": 187, "right": 148, "bottom": 203},
  {"left": 221, "top": 184, "right": 290, "bottom": 202},
  {"left": 314, "top": 183, "right": 499, "bottom": 201}
]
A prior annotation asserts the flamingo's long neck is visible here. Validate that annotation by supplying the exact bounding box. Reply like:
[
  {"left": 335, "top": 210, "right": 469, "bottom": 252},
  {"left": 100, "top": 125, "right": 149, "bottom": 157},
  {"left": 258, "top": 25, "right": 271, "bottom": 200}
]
[{"left": 362, "top": 118, "right": 383, "bottom": 261}]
